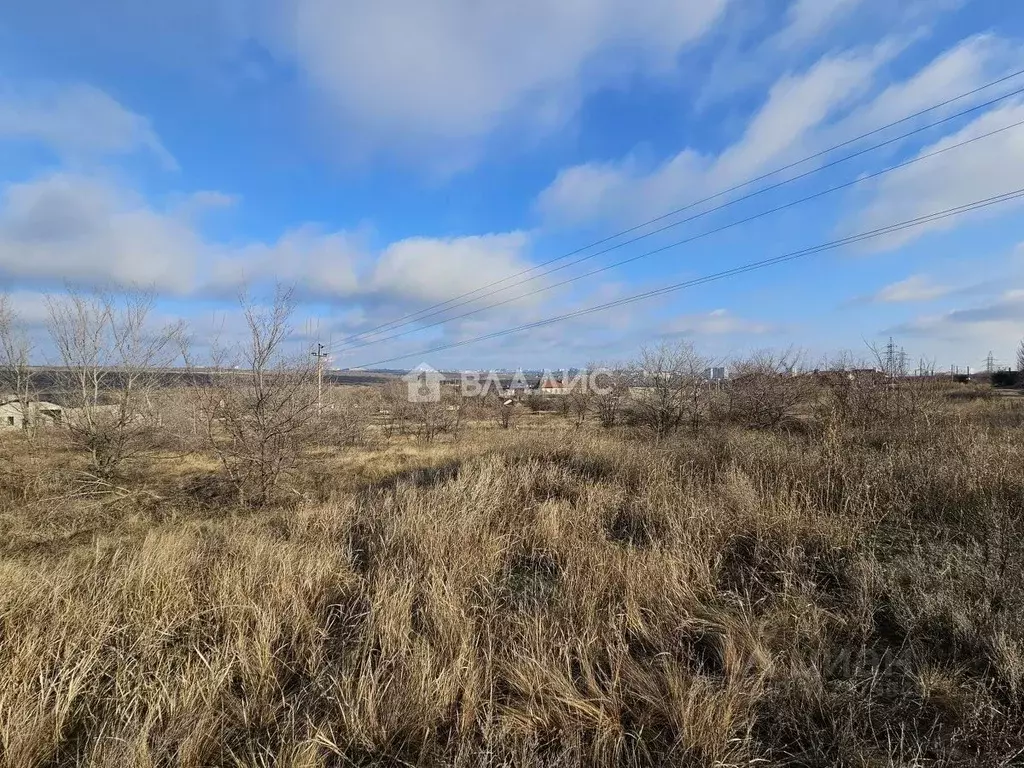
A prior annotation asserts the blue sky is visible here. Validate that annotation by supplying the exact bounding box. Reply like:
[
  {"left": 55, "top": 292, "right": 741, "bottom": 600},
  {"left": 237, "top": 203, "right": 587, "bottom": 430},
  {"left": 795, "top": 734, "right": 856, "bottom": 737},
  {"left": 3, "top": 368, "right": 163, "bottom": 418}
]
[{"left": 0, "top": 0, "right": 1022, "bottom": 372}]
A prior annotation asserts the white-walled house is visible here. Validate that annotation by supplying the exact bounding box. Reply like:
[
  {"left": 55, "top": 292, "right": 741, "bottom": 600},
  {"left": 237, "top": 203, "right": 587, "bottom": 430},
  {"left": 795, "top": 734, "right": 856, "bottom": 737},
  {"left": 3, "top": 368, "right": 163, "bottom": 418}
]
[{"left": 0, "top": 398, "right": 64, "bottom": 429}]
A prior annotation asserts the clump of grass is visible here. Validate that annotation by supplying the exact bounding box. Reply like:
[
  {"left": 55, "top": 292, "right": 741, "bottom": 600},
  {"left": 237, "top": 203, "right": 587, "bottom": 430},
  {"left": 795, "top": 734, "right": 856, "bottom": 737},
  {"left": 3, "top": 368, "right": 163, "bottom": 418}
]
[{"left": 1, "top": 391, "right": 1023, "bottom": 765}]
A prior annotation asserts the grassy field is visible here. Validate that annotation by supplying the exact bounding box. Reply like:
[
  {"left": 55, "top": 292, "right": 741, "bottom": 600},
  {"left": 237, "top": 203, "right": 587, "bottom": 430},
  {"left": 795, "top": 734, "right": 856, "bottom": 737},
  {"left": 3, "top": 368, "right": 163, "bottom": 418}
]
[{"left": 1, "top": 384, "right": 1024, "bottom": 766}]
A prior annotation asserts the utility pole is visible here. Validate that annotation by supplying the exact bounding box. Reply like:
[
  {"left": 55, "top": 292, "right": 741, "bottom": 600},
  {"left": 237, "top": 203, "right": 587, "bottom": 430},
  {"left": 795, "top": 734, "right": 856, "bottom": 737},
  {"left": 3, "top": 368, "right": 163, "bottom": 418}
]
[
  {"left": 312, "top": 342, "right": 328, "bottom": 416},
  {"left": 986, "top": 351, "right": 995, "bottom": 375}
]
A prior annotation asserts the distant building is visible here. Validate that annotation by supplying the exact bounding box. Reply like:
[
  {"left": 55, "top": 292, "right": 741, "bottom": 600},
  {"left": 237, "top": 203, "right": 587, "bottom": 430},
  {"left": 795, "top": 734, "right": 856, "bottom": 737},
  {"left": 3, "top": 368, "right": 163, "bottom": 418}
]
[
  {"left": 537, "top": 379, "right": 573, "bottom": 396},
  {"left": 499, "top": 370, "right": 534, "bottom": 397},
  {"left": 703, "top": 366, "right": 729, "bottom": 382},
  {"left": 0, "top": 397, "right": 64, "bottom": 429},
  {"left": 537, "top": 370, "right": 590, "bottom": 396},
  {"left": 503, "top": 382, "right": 532, "bottom": 397},
  {"left": 536, "top": 370, "right": 577, "bottom": 397}
]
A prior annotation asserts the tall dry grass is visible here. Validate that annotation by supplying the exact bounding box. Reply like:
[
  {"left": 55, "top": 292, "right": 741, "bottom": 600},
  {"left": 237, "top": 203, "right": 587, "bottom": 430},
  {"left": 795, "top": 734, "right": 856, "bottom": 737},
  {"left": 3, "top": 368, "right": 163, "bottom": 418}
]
[{"left": 0, "top": 383, "right": 1023, "bottom": 766}]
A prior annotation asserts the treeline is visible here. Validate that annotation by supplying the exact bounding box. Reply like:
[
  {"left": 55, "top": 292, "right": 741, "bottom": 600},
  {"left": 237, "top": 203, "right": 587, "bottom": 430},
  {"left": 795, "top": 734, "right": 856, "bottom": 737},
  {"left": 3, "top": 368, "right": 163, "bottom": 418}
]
[{"left": 1, "top": 286, "right": 1017, "bottom": 510}]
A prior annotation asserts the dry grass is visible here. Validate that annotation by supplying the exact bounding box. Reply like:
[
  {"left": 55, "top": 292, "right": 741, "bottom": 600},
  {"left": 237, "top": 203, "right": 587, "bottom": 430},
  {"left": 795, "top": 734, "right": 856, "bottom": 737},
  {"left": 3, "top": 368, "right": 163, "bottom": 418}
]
[{"left": 1, "top": 384, "right": 1024, "bottom": 766}]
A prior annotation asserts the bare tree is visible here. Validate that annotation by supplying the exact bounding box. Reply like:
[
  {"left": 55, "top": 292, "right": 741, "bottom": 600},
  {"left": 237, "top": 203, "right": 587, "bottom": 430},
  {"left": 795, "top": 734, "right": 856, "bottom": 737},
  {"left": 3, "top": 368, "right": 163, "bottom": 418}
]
[
  {"left": 628, "top": 342, "right": 711, "bottom": 438},
  {"left": 316, "top": 386, "right": 372, "bottom": 447},
  {"left": 411, "top": 392, "right": 462, "bottom": 442},
  {"left": 818, "top": 346, "right": 942, "bottom": 434},
  {"left": 379, "top": 381, "right": 411, "bottom": 440},
  {"left": 727, "top": 348, "right": 814, "bottom": 430},
  {"left": 46, "top": 288, "right": 183, "bottom": 477},
  {"left": 0, "top": 294, "right": 35, "bottom": 430},
  {"left": 556, "top": 392, "right": 573, "bottom": 419},
  {"left": 565, "top": 381, "right": 593, "bottom": 428},
  {"left": 489, "top": 393, "right": 518, "bottom": 430},
  {"left": 1018, "top": 339, "right": 1024, "bottom": 377},
  {"left": 522, "top": 391, "right": 551, "bottom": 413},
  {"left": 447, "top": 389, "right": 466, "bottom": 442},
  {"left": 915, "top": 356, "right": 937, "bottom": 378},
  {"left": 185, "top": 287, "right": 319, "bottom": 507},
  {"left": 592, "top": 365, "right": 629, "bottom": 428}
]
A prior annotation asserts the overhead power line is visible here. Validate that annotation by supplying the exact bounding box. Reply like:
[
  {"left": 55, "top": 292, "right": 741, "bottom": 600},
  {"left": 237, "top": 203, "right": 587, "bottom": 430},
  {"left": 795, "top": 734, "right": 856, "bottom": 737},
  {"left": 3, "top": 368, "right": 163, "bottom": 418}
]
[
  {"left": 335, "top": 116, "right": 1024, "bottom": 353},
  {"left": 328, "top": 68, "right": 1024, "bottom": 353},
  {"left": 350, "top": 187, "right": 1024, "bottom": 369}
]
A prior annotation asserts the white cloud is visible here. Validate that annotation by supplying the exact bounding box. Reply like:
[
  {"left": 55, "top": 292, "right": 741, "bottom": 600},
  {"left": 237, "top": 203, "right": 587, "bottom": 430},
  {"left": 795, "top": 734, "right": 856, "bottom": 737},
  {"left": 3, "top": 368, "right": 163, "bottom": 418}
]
[
  {"left": 0, "top": 289, "right": 52, "bottom": 328},
  {"left": 0, "top": 83, "right": 177, "bottom": 169},
  {"left": 769, "top": 0, "right": 964, "bottom": 50},
  {"left": 849, "top": 99, "right": 1024, "bottom": 249},
  {"left": 711, "top": 45, "right": 890, "bottom": 182},
  {"left": 666, "top": 308, "right": 774, "bottom": 336},
  {"left": 693, "top": 0, "right": 959, "bottom": 112},
  {"left": 835, "top": 35, "right": 1007, "bottom": 138},
  {"left": 0, "top": 173, "right": 544, "bottom": 327},
  {"left": 888, "top": 288, "right": 1024, "bottom": 366},
  {"left": 775, "top": 0, "right": 868, "bottom": 49},
  {"left": 370, "top": 233, "right": 535, "bottom": 306},
  {"left": 208, "top": 226, "right": 364, "bottom": 299},
  {"left": 538, "top": 35, "right": 1012, "bottom": 232},
  {"left": 0, "top": 174, "right": 201, "bottom": 291},
  {"left": 902, "top": 289, "right": 1024, "bottom": 329},
  {"left": 265, "top": 0, "right": 728, "bottom": 155},
  {"left": 174, "top": 190, "right": 239, "bottom": 218},
  {"left": 538, "top": 42, "right": 894, "bottom": 225},
  {"left": 872, "top": 274, "right": 951, "bottom": 303}
]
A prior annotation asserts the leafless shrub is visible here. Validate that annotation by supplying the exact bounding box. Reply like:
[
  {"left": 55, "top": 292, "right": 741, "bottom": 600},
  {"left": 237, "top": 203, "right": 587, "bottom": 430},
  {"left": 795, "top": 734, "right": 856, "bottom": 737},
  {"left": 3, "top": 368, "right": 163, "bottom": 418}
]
[
  {"left": 0, "top": 293, "right": 35, "bottom": 432},
  {"left": 378, "top": 381, "right": 411, "bottom": 439},
  {"left": 184, "top": 287, "right": 319, "bottom": 507},
  {"left": 565, "top": 385, "right": 592, "bottom": 428},
  {"left": 319, "top": 404, "right": 368, "bottom": 447},
  {"left": 592, "top": 367, "right": 629, "bottom": 428},
  {"left": 726, "top": 348, "right": 815, "bottom": 430},
  {"left": 816, "top": 365, "right": 945, "bottom": 443},
  {"left": 554, "top": 391, "right": 572, "bottom": 418},
  {"left": 489, "top": 393, "right": 518, "bottom": 429},
  {"left": 411, "top": 391, "right": 463, "bottom": 442},
  {"left": 627, "top": 341, "right": 712, "bottom": 438},
  {"left": 45, "top": 287, "right": 183, "bottom": 478},
  {"left": 522, "top": 391, "right": 554, "bottom": 413},
  {"left": 311, "top": 386, "right": 376, "bottom": 447}
]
